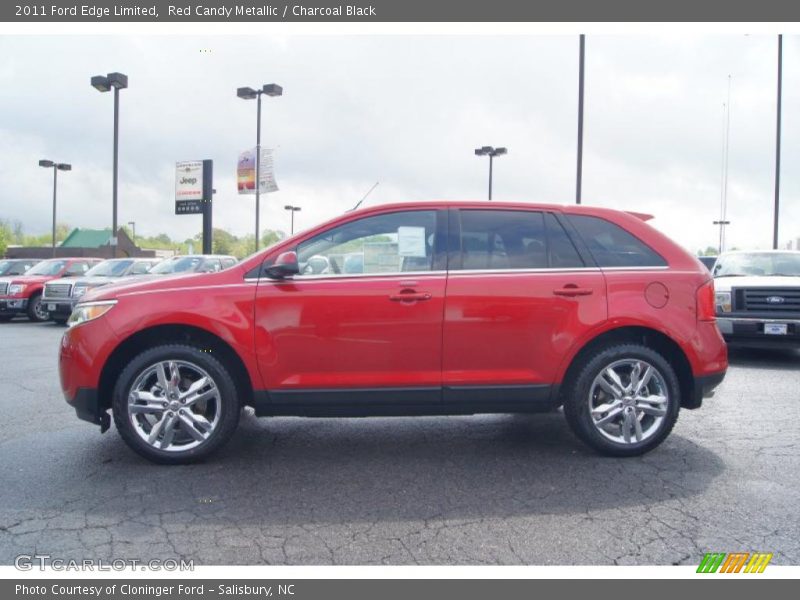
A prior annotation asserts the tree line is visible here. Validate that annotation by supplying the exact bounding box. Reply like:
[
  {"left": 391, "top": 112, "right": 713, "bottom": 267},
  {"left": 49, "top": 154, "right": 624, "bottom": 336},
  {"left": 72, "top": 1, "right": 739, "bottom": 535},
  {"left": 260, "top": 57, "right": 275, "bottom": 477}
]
[{"left": 0, "top": 218, "right": 285, "bottom": 259}]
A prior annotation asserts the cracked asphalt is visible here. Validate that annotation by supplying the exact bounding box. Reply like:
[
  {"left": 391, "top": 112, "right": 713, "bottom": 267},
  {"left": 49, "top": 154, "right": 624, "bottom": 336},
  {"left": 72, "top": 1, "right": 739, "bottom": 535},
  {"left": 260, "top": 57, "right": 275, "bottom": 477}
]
[{"left": 0, "top": 320, "right": 798, "bottom": 566}]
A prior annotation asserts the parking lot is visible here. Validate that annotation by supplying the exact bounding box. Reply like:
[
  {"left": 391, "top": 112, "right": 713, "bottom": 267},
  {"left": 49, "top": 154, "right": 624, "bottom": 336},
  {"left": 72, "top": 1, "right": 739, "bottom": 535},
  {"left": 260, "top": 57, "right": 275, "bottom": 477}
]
[{"left": 0, "top": 319, "right": 798, "bottom": 566}]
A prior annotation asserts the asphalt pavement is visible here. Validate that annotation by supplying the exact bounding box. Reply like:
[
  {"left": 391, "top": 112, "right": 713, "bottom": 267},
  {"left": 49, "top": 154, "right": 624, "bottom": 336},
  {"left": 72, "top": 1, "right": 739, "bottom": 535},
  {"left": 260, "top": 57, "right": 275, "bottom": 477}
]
[{"left": 0, "top": 319, "right": 798, "bottom": 565}]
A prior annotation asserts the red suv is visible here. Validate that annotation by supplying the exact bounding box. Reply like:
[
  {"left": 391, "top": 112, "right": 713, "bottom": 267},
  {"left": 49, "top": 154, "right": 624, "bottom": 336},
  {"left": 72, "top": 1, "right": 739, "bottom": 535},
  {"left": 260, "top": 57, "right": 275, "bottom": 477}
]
[{"left": 59, "top": 202, "right": 727, "bottom": 463}]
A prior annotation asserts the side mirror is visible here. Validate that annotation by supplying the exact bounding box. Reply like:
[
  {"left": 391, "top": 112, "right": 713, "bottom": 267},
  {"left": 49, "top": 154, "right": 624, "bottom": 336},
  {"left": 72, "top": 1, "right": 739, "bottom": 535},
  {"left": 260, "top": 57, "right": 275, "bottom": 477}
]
[{"left": 265, "top": 251, "right": 299, "bottom": 279}]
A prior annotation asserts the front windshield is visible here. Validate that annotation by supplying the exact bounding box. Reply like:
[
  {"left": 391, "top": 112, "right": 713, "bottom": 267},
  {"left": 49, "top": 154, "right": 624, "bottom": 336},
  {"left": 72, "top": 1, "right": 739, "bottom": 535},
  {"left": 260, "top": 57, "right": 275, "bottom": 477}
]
[
  {"left": 713, "top": 252, "right": 800, "bottom": 277},
  {"left": 25, "top": 260, "right": 67, "bottom": 276},
  {"left": 149, "top": 256, "right": 202, "bottom": 274},
  {"left": 85, "top": 259, "right": 133, "bottom": 277}
]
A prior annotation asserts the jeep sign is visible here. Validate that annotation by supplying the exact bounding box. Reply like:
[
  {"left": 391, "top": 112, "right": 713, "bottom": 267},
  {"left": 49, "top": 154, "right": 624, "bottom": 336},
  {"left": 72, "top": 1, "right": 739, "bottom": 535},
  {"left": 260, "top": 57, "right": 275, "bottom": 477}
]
[
  {"left": 175, "top": 160, "right": 205, "bottom": 215},
  {"left": 175, "top": 160, "right": 204, "bottom": 200}
]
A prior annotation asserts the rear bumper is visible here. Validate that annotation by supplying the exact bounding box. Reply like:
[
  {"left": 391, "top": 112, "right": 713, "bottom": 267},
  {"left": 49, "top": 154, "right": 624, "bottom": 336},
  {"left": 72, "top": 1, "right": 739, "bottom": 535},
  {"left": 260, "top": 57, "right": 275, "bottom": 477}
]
[
  {"left": 687, "top": 370, "right": 726, "bottom": 409},
  {"left": 717, "top": 316, "right": 800, "bottom": 348},
  {"left": 66, "top": 387, "right": 110, "bottom": 432}
]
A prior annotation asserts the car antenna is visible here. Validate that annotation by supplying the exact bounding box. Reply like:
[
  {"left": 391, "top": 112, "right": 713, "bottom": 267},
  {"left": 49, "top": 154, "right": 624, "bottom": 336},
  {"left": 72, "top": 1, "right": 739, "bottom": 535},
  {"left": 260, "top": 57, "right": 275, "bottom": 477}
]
[{"left": 349, "top": 181, "right": 380, "bottom": 212}]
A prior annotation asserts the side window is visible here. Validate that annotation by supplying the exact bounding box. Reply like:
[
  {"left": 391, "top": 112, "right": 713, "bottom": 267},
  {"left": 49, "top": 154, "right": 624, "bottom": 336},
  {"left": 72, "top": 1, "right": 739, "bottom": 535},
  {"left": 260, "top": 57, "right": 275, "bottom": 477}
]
[
  {"left": 221, "top": 258, "right": 237, "bottom": 269},
  {"left": 568, "top": 215, "right": 667, "bottom": 267},
  {"left": 200, "top": 259, "right": 222, "bottom": 273},
  {"left": 544, "top": 213, "right": 584, "bottom": 268},
  {"left": 131, "top": 261, "right": 152, "bottom": 275},
  {"left": 296, "top": 210, "right": 437, "bottom": 276},
  {"left": 459, "top": 210, "right": 549, "bottom": 270},
  {"left": 65, "top": 262, "right": 89, "bottom": 276}
]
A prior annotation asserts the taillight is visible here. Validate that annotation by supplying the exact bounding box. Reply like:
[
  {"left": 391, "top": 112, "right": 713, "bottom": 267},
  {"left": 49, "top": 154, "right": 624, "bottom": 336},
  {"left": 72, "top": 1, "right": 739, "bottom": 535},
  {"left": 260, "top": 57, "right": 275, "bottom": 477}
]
[{"left": 697, "top": 280, "right": 716, "bottom": 321}]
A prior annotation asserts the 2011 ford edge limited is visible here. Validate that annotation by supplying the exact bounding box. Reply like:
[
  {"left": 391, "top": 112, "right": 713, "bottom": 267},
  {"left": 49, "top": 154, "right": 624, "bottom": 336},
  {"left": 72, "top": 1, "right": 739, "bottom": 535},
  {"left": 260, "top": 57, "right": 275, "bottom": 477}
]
[{"left": 59, "top": 202, "right": 728, "bottom": 464}]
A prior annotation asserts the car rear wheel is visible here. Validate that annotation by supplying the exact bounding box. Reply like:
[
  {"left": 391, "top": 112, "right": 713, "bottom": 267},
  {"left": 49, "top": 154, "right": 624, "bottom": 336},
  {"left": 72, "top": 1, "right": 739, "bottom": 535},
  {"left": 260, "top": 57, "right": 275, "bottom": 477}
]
[
  {"left": 112, "top": 344, "right": 241, "bottom": 464},
  {"left": 26, "top": 293, "right": 49, "bottom": 322},
  {"left": 562, "top": 344, "right": 680, "bottom": 457}
]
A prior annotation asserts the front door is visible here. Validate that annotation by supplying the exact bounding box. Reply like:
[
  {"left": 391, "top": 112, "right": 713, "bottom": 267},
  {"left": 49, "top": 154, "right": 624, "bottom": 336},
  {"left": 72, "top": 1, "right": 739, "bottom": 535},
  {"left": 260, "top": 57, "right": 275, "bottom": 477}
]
[{"left": 254, "top": 208, "right": 447, "bottom": 408}]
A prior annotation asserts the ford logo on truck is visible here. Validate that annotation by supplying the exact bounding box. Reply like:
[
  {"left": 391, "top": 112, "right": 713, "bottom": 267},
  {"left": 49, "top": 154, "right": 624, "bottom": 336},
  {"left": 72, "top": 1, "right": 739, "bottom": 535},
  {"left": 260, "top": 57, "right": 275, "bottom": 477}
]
[{"left": 766, "top": 296, "right": 785, "bottom": 304}]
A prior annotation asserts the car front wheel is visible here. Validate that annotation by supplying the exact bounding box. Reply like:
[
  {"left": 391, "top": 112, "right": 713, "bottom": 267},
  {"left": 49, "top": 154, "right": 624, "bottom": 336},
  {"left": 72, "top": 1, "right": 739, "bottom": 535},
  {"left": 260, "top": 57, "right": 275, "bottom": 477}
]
[
  {"left": 26, "top": 293, "right": 49, "bottom": 322},
  {"left": 563, "top": 344, "right": 680, "bottom": 457},
  {"left": 112, "top": 344, "right": 241, "bottom": 464}
]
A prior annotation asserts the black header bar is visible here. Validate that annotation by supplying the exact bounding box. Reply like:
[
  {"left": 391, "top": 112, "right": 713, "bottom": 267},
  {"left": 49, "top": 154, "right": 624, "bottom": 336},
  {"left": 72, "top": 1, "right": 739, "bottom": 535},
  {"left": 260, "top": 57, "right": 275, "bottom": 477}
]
[{"left": 4, "top": 0, "right": 800, "bottom": 22}]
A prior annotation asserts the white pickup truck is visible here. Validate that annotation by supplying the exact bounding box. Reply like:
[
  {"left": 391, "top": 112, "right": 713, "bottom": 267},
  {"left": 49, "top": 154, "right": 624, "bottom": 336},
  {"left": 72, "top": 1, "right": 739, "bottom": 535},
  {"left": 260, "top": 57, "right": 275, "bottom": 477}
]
[{"left": 713, "top": 250, "right": 800, "bottom": 349}]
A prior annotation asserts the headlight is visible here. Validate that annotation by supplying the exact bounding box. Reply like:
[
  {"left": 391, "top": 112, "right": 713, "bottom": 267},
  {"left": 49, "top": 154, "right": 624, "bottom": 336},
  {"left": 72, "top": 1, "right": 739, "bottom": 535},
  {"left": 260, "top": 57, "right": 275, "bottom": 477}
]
[
  {"left": 8, "top": 284, "right": 26, "bottom": 295},
  {"left": 67, "top": 300, "right": 117, "bottom": 328},
  {"left": 72, "top": 286, "right": 87, "bottom": 298},
  {"left": 715, "top": 291, "right": 732, "bottom": 313}
]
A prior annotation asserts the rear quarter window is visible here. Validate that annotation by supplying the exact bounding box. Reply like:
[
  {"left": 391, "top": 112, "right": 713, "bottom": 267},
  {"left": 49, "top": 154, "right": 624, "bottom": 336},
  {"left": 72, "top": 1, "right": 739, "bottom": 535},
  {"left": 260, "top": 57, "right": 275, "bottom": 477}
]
[{"left": 568, "top": 215, "right": 666, "bottom": 268}]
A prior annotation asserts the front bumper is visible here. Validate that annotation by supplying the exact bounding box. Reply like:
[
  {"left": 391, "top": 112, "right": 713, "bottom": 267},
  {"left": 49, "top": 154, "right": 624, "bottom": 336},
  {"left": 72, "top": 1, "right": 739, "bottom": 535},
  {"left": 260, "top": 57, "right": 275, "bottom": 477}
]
[
  {"left": 42, "top": 298, "right": 75, "bottom": 318},
  {"left": 0, "top": 297, "right": 28, "bottom": 314},
  {"left": 717, "top": 316, "right": 800, "bottom": 348},
  {"left": 66, "top": 387, "right": 110, "bottom": 432}
]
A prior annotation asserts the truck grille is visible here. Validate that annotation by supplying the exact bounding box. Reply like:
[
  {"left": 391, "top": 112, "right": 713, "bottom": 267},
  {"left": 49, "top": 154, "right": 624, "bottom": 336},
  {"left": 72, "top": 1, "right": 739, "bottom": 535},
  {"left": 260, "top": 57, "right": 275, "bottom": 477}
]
[
  {"left": 44, "top": 282, "right": 73, "bottom": 300},
  {"left": 735, "top": 287, "right": 800, "bottom": 313},
  {"left": 0, "top": 282, "right": 7, "bottom": 296}
]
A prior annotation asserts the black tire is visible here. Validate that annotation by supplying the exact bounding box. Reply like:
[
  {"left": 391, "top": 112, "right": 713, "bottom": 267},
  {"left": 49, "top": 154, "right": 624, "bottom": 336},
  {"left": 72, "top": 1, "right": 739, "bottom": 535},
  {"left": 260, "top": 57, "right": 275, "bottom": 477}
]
[
  {"left": 26, "top": 293, "right": 49, "bottom": 322},
  {"left": 562, "top": 344, "right": 680, "bottom": 457},
  {"left": 0, "top": 314, "right": 13, "bottom": 322},
  {"left": 112, "top": 344, "right": 241, "bottom": 464}
]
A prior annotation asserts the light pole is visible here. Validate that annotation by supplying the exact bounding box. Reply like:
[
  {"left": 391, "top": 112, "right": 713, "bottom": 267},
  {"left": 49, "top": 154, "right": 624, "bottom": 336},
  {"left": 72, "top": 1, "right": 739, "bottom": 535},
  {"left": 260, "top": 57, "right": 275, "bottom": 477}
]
[
  {"left": 474, "top": 146, "right": 507, "bottom": 200},
  {"left": 713, "top": 219, "right": 730, "bottom": 255},
  {"left": 128, "top": 221, "right": 136, "bottom": 246},
  {"left": 284, "top": 205, "right": 301, "bottom": 235},
  {"left": 576, "top": 33, "right": 586, "bottom": 205},
  {"left": 773, "top": 34, "right": 783, "bottom": 250},
  {"left": 90, "top": 72, "right": 128, "bottom": 258},
  {"left": 38, "top": 160, "right": 72, "bottom": 257},
  {"left": 237, "top": 83, "right": 283, "bottom": 251}
]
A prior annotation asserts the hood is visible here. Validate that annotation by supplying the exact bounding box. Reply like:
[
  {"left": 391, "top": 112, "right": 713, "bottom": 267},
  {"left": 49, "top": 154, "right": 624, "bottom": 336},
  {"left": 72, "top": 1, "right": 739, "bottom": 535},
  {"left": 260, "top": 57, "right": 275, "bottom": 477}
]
[
  {"left": 714, "top": 275, "right": 800, "bottom": 292},
  {"left": 7, "top": 275, "right": 55, "bottom": 285},
  {"left": 73, "top": 275, "right": 125, "bottom": 287},
  {"left": 80, "top": 271, "right": 220, "bottom": 303}
]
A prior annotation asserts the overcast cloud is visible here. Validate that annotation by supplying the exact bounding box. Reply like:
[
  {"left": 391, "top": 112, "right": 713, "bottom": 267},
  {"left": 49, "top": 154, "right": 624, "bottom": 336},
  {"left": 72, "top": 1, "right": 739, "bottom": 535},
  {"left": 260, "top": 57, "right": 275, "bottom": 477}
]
[{"left": 0, "top": 34, "right": 797, "bottom": 253}]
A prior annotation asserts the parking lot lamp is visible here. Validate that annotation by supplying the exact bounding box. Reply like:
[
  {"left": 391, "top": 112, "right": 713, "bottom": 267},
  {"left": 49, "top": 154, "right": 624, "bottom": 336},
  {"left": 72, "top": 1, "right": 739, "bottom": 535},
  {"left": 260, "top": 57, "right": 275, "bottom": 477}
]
[
  {"left": 284, "top": 205, "right": 301, "bottom": 235},
  {"left": 474, "top": 146, "right": 507, "bottom": 200},
  {"left": 91, "top": 72, "right": 128, "bottom": 258},
  {"left": 38, "top": 160, "right": 72, "bottom": 257},
  {"left": 238, "top": 83, "right": 283, "bottom": 251}
]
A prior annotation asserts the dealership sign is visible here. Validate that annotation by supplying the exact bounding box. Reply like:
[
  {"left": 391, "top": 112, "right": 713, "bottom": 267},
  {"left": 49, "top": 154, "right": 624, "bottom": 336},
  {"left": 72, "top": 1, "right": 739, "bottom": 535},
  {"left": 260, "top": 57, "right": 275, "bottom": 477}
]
[
  {"left": 175, "top": 160, "right": 205, "bottom": 214},
  {"left": 237, "top": 148, "right": 279, "bottom": 195}
]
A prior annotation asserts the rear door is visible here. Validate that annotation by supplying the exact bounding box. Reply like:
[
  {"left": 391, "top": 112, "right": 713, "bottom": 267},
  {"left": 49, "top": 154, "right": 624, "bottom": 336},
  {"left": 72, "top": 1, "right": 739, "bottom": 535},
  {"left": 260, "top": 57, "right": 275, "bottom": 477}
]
[{"left": 442, "top": 208, "right": 607, "bottom": 406}]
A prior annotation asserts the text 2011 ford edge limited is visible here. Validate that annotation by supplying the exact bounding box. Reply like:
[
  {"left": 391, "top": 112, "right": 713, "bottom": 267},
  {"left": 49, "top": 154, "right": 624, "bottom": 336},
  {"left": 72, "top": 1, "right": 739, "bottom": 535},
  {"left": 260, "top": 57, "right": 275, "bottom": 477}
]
[{"left": 59, "top": 201, "right": 727, "bottom": 464}]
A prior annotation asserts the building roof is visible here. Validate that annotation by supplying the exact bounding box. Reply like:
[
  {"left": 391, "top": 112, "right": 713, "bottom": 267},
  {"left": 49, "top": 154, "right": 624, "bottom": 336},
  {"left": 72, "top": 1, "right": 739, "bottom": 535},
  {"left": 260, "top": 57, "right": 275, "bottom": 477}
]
[{"left": 60, "top": 228, "right": 114, "bottom": 248}]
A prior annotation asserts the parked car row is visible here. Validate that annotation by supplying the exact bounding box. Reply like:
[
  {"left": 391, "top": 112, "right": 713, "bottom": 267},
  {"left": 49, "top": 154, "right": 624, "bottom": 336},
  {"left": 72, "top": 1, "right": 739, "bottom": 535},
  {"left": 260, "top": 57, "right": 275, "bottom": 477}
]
[{"left": 0, "top": 255, "right": 238, "bottom": 323}]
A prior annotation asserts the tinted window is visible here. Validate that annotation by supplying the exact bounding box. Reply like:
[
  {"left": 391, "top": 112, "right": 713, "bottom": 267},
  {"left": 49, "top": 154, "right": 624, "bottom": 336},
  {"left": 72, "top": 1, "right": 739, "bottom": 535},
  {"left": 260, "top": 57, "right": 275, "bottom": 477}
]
[
  {"left": 544, "top": 213, "right": 584, "bottom": 268},
  {"left": 458, "top": 210, "right": 584, "bottom": 270},
  {"left": 297, "top": 210, "right": 437, "bottom": 276},
  {"left": 131, "top": 261, "right": 154, "bottom": 275},
  {"left": 568, "top": 215, "right": 666, "bottom": 267},
  {"left": 221, "top": 258, "right": 237, "bottom": 269}
]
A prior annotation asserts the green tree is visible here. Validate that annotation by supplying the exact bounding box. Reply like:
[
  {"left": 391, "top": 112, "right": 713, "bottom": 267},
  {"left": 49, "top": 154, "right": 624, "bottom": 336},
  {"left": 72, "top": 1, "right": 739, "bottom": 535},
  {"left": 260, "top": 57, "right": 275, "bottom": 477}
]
[{"left": 0, "top": 220, "right": 11, "bottom": 257}]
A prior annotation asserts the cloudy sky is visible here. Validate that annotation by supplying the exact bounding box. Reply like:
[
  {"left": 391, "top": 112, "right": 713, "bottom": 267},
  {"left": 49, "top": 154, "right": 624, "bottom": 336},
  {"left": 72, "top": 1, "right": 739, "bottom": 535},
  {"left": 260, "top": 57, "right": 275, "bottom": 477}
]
[{"left": 0, "top": 33, "right": 797, "bottom": 253}]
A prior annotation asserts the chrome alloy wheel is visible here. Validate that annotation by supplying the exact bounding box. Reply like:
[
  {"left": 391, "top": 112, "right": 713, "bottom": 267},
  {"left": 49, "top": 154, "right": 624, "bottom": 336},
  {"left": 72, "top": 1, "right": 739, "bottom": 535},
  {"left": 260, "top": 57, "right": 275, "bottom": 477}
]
[
  {"left": 128, "top": 360, "right": 221, "bottom": 452},
  {"left": 588, "top": 359, "right": 669, "bottom": 445}
]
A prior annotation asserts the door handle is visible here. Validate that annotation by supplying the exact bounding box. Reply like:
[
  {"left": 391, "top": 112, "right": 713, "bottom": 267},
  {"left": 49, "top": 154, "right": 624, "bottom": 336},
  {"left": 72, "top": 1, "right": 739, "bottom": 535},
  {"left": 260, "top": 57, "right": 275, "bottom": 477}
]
[
  {"left": 553, "top": 286, "right": 593, "bottom": 297},
  {"left": 389, "top": 292, "right": 432, "bottom": 302}
]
